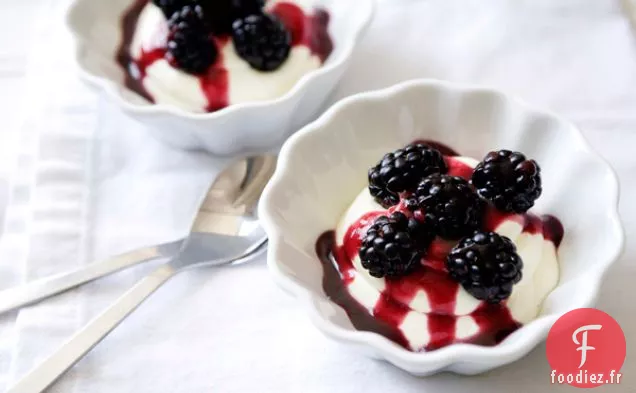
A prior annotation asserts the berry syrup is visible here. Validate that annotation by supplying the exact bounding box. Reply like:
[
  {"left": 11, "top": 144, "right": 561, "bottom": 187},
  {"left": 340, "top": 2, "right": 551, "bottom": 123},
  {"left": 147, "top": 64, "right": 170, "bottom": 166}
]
[
  {"left": 315, "top": 142, "right": 564, "bottom": 352},
  {"left": 116, "top": 0, "right": 333, "bottom": 112}
]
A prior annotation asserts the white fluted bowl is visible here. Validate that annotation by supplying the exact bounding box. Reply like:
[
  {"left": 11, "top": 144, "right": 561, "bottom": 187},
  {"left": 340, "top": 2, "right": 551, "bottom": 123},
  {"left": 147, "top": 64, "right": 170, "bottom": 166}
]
[
  {"left": 66, "top": 0, "right": 374, "bottom": 156},
  {"left": 258, "top": 79, "right": 624, "bottom": 376}
]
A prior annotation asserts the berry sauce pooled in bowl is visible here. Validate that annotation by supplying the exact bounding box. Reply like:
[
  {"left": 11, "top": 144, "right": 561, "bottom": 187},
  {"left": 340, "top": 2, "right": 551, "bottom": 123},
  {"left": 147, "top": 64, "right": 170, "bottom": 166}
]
[
  {"left": 315, "top": 142, "right": 564, "bottom": 352},
  {"left": 117, "top": 0, "right": 333, "bottom": 112}
]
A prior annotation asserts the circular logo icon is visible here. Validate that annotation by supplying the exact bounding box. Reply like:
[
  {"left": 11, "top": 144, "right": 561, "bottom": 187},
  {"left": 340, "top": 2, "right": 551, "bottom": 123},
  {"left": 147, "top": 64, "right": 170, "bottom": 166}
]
[{"left": 546, "top": 308, "right": 626, "bottom": 388}]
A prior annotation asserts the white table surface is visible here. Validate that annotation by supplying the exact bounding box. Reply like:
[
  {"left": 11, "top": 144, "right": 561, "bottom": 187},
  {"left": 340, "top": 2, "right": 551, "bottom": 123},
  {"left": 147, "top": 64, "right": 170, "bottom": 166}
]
[
  {"left": 0, "top": 0, "right": 635, "bottom": 392},
  {"left": 0, "top": 0, "right": 45, "bottom": 236}
]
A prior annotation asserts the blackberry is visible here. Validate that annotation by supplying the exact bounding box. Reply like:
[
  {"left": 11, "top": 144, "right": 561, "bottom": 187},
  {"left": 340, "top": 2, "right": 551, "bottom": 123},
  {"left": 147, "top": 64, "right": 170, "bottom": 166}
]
[
  {"left": 153, "top": 0, "right": 189, "bottom": 18},
  {"left": 201, "top": 1, "right": 233, "bottom": 34},
  {"left": 407, "top": 174, "right": 483, "bottom": 240},
  {"left": 406, "top": 215, "right": 436, "bottom": 251},
  {"left": 368, "top": 143, "right": 448, "bottom": 208},
  {"left": 446, "top": 231, "right": 523, "bottom": 303},
  {"left": 471, "top": 150, "right": 542, "bottom": 213},
  {"left": 231, "top": 0, "right": 266, "bottom": 17},
  {"left": 200, "top": 0, "right": 265, "bottom": 34},
  {"left": 166, "top": 5, "right": 217, "bottom": 75},
  {"left": 232, "top": 14, "right": 291, "bottom": 71},
  {"left": 358, "top": 212, "right": 432, "bottom": 278}
]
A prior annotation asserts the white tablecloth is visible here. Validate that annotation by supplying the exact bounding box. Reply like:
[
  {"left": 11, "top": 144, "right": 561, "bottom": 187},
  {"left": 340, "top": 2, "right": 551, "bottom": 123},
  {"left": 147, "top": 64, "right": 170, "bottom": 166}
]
[{"left": 0, "top": 0, "right": 635, "bottom": 392}]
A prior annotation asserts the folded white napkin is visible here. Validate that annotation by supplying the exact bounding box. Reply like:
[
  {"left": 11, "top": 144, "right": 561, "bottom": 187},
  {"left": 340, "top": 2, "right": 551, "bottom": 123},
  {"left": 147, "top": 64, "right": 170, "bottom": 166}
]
[{"left": 1, "top": 0, "right": 635, "bottom": 392}]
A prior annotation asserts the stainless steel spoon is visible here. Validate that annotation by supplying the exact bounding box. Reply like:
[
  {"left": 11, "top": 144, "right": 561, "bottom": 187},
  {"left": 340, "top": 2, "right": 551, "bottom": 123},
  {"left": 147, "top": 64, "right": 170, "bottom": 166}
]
[
  {"left": 5, "top": 156, "right": 275, "bottom": 393},
  {"left": 0, "top": 156, "right": 275, "bottom": 314}
]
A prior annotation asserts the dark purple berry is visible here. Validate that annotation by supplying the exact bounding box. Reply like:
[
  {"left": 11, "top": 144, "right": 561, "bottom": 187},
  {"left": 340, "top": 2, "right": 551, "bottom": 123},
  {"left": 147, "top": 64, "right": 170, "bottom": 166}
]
[
  {"left": 231, "top": 0, "right": 265, "bottom": 17},
  {"left": 446, "top": 231, "right": 523, "bottom": 303},
  {"left": 407, "top": 174, "right": 483, "bottom": 240},
  {"left": 368, "top": 143, "right": 448, "bottom": 208},
  {"left": 166, "top": 5, "right": 217, "bottom": 75},
  {"left": 200, "top": 0, "right": 265, "bottom": 35},
  {"left": 471, "top": 150, "right": 542, "bottom": 213},
  {"left": 153, "top": 0, "right": 189, "bottom": 18},
  {"left": 358, "top": 212, "right": 433, "bottom": 278},
  {"left": 231, "top": 13, "right": 291, "bottom": 71},
  {"left": 200, "top": 1, "right": 232, "bottom": 34}
]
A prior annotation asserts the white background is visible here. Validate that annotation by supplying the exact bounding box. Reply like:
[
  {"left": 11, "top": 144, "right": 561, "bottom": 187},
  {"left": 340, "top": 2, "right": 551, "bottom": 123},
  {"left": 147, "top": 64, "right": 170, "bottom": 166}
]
[{"left": 0, "top": 0, "right": 634, "bottom": 392}]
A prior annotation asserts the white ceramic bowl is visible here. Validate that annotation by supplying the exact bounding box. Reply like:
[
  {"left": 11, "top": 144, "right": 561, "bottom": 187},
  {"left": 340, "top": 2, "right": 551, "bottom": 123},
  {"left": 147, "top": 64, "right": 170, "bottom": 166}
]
[
  {"left": 66, "top": 0, "right": 374, "bottom": 156},
  {"left": 259, "top": 79, "right": 624, "bottom": 376}
]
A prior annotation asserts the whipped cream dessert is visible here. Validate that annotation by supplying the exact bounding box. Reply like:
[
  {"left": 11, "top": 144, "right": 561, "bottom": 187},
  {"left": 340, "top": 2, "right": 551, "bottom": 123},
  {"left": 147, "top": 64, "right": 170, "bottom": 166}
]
[
  {"left": 117, "top": 0, "right": 332, "bottom": 112},
  {"left": 316, "top": 142, "right": 564, "bottom": 351}
]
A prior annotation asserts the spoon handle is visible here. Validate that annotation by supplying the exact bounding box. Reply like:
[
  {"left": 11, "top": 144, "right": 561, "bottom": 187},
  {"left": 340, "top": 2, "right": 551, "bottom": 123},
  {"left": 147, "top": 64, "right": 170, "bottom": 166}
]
[
  {"left": 6, "top": 264, "right": 176, "bottom": 393},
  {"left": 0, "top": 245, "right": 166, "bottom": 315}
]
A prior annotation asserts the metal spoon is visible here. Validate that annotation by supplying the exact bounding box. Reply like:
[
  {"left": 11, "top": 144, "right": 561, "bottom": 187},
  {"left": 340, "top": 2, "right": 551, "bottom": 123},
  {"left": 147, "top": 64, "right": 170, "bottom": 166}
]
[
  {"left": 5, "top": 157, "right": 275, "bottom": 393},
  {"left": 0, "top": 155, "right": 275, "bottom": 314}
]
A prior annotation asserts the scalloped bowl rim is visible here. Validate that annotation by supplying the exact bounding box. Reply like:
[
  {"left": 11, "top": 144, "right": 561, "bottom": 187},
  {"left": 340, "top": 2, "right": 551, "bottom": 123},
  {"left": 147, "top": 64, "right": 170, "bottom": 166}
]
[
  {"left": 260, "top": 79, "right": 624, "bottom": 369},
  {"left": 64, "top": 0, "right": 376, "bottom": 120}
]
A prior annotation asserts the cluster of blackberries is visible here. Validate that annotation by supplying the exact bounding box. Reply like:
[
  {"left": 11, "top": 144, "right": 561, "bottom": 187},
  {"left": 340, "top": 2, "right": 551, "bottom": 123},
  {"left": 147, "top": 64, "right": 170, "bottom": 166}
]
[
  {"left": 154, "top": 0, "right": 291, "bottom": 74},
  {"left": 360, "top": 143, "right": 542, "bottom": 303}
]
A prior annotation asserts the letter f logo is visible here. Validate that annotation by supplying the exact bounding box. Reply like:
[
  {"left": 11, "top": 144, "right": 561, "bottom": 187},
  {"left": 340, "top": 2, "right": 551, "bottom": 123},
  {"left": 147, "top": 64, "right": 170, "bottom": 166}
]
[{"left": 572, "top": 324, "right": 602, "bottom": 368}]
